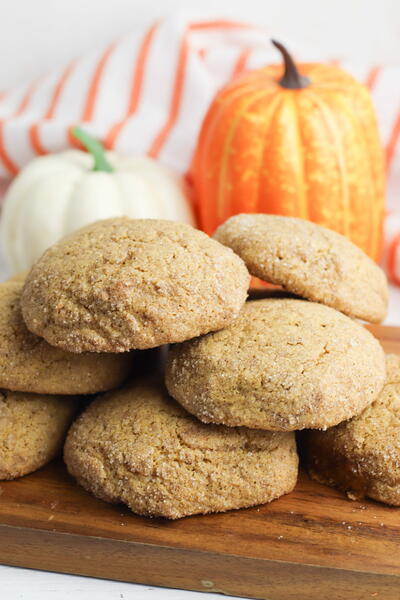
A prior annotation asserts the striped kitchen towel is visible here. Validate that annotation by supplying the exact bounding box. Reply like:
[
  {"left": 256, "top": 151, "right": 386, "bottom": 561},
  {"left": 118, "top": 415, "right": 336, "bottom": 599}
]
[{"left": 0, "top": 14, "right": 398, "bottom": 283}]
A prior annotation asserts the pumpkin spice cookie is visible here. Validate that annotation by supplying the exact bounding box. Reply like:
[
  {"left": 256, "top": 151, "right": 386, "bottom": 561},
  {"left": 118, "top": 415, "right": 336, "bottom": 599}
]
[
  {"left": 166, "top": 298, "right": 386, "bottom": 431},
  {"left": 64, "top": 379, "right": 298, "bottom": 519},
  {"left": 0, "top": 280, "right": 132, "bottom": 394},
  {"left": 0, "top": 390, "right": 78, "bottom": 480},
  {"left": 214, "top": 214, "right": 388, "bottom": 323},
  {"left": 304, "top": 354, "right": 400, "bottom": 506},
  {"left": 21, "top": 218, "right": 250, "bottom": 353}
]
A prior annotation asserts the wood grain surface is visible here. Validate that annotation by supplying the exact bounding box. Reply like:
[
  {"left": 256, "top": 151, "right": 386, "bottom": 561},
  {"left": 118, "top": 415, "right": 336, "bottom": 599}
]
[{"left": 0, "top": 324, "right": 399, "bottom": 600}]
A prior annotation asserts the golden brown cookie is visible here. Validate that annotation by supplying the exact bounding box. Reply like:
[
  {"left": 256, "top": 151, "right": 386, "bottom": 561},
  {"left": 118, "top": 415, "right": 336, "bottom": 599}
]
[
  {"left": 0, "top": 280, "right": 133, "bottom": 394},
  {"left": 64, "top": 379, "right": 298, "bottom": 519},
  {"left": 304, "top": 354, "right": 400, "bottom": 506},
  {"left": 214, "top": 214, "right": 388, "bottom": 323},
  {"left": 21, "top": 218, "right": 250, "bottom": 353},
  {"left": 166, "top": 298, "right": 386, "bottom": 431},
  {"left": 0, "top": 390, "right": 78, "bottom": 480}
]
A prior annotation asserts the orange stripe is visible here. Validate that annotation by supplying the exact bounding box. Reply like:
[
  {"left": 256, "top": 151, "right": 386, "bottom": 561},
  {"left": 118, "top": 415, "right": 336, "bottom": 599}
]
[
  {"left": 46, "top": 62, "right": 76, "bottom": 119},
  {"left": 385, "top": 109, "right": 400, "bottom": 172},
  {"left": 190, "top": 20, "right": 256, "bottom": 31},
  {"left": 387, "top": 233, "right": 400, "bottom": 285},
  {"left": 82, "top": 42, "right": 116, "bottom": 122},
  {"left": 364, "top": 65, "right": 381, "bottom": 91},
  {"left": 67, "top": 42, "right": 116, "bottom": 151},
  {"left": 29, "top": 124, "right": 47, "bottom": 156},
  {"left": 105, "top": 23, "right": 158, "bottom": 149},
  {"left": 0, "top": 123, "right": 19, "bottom": 174},
  {"left": 147, "top": 35, "right": 189, "bottom": 158},
  {"left": 104, "top": 128, "right": 122, "bottom": 153},
  {"left": 15, "top": 81, "right": 38, "bottom": 116},
  {"left": 29, "top": 62, "right": 75, "bottom": 156},
  {"left": 125, "top": 24, "right": 158, "bottom": 116},
  {"left": 0, "top": 81, "right": 38, "bottom": 175},
  {"left": 231, "top": 48, "right": 251, "bottom": 78},
  {"left": 149, "top": 20, "right": 260, "bottom": 159}
]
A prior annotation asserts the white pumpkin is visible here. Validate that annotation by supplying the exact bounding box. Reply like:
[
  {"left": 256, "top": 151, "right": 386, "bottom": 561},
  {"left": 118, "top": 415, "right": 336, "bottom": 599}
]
[{"left": 1, "top": 127, "right": 195, "bottom": 273}]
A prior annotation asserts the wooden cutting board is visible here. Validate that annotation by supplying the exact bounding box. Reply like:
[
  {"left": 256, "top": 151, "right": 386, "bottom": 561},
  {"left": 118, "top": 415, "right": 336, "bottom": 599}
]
[{"left": 0, "top": 325, "right": 399, "bottom": 600}]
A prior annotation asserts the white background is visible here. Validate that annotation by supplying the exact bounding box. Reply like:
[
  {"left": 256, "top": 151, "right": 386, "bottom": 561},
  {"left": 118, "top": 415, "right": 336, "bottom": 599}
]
[
  {"left": 1, "top": 0, "right": 400, "bottom": 90},
  {"left": 0, "top": 1, "right": 399, "bottom": 599}
]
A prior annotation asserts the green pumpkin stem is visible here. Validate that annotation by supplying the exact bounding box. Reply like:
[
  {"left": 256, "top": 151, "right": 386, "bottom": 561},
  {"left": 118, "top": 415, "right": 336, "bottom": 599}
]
[
  {"left": 71, "top": 126, "right": 114, "bottom": 172},
  {"left": 271, "top": 40, "right": 310, "bottom": 90}
]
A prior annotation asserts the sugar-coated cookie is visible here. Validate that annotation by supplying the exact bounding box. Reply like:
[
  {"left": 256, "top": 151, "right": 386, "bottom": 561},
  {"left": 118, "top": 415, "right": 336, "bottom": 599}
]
[
  {"left": 0, "top": 281, "right": 132, "bottom": 394},
  {"left": 305, "top": 354, "right": 400, "bottom": 506},
  {"left": 21, "top": 218, "right": 250, "bottom": 353},
  {"left": 64, "top": 379, "right": 298, "bottom": 519},
  {"left": 0, "top": 390, "right": 78, "bottom": 480},
  {"left": 214, "top": 214, "right": 388, "bottom": 323},
  {"left": 166, "top": 299, "right": 386, "bottom": 431}
]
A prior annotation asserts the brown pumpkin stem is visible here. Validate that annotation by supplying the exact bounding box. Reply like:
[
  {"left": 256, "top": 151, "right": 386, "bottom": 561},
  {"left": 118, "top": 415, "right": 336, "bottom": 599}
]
[{"left": 271, "top": 39, "right": 310, "bottom": 89}]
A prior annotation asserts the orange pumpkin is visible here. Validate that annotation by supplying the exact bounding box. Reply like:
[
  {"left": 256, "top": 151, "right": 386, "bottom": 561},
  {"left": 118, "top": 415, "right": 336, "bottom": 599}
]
[{"left": 191, "top": 40, "right": 385, "bottom": 261}]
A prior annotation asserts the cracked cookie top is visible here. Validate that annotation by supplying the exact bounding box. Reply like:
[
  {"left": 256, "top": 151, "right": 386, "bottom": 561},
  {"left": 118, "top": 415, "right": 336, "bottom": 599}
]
[
  {"left": 165, "top": 298, "right": 386, "bottom": 431},
  {"left": 21, "top": 218, "right": 250, "bottom": 353},
  {"left": 0, "top": 280, "right": 133, "bottom": 394},
  {"left": 64, "top": 379, "right": 298, "bottom": 518},
  {"left": 214, "top": 214, "right": 388, "bottom": 323}
]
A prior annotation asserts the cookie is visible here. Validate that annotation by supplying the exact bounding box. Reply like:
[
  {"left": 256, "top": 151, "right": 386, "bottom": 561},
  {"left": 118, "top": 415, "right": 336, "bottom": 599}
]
[
  {"left": 166, "top": 298, "right": 386, "bottom": 431},
  {"left": 0, "top": 280, "right": 132, "bottom": 394},
  {"left": 21, "top": 218, "right": 250, "bottom": 353},
  {"left": 214, "top": 214, "right": 388, "bottom": 323},
  {"left": 304, "top": 354, "right": 400, "bottom": 506},
  {"left": 0, "top": 390, "right": 78, "bottom": 480},
  {"left": 64, "top": 379, "right": 298, "bottom": 519}
]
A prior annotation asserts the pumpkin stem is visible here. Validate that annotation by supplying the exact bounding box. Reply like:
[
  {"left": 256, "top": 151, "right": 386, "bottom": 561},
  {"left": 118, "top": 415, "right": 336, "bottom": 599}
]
[
  {"left": 71, "top": 126, "right": 114, "bottom": 173},
  {"left": 271, "top": 40, "right": 310, "bottom": 90}
]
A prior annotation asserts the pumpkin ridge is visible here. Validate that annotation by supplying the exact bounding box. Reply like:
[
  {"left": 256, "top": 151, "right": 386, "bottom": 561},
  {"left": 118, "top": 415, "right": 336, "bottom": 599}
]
[
  {"left": 61, "top": 170, "right": 90, "bottom": 238},
  {"left": 230, "top": 90, "right": 284, "bottom": 219},
  {"left": 305, "top": 89, "right": 350, "bottom": 238},
  {"left": 191, "top": 87, "right": 268, "bottom": 233},
  {"left": 347, "top": 89, "right": 385, "bottom": 260},
  {"left": 217, "top": 89, "right": 279, "bottom": 223},
  {"left": 198, "top": 84, "right": 266, "bottom": 165},
  {"left": 289, "top": 93, "right": 309, "bottom": 220},
  {"left": 333, "top": 92, "right": 378, "bottom": 258},
  {"left": 194, "top": 85, "right": 273, "bottom": 233},
  {"left": 255, "top": 94, "right": 287, "bottom": 214}
]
